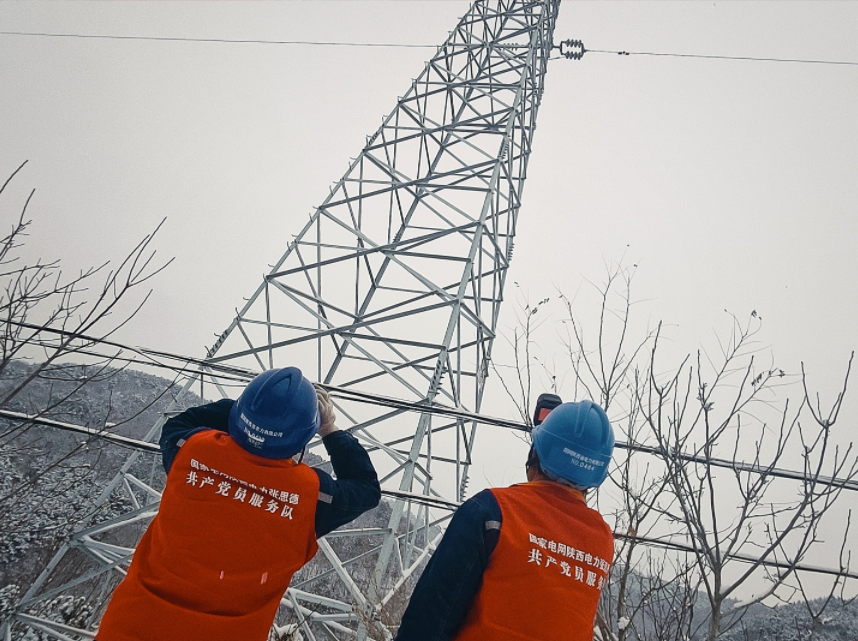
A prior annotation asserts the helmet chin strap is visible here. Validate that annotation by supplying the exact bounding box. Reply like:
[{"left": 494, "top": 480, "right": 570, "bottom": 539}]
[
  {"left": 525, "top": 448, "right": 540, "bottom": 473},
  {"left": 525, "top": 448, "right": 545, "bottom": 482}
]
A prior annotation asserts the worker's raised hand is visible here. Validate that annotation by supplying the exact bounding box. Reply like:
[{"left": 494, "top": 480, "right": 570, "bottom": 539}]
[{"left": 314, "top": 384, "right": 339, "bottom": 437}]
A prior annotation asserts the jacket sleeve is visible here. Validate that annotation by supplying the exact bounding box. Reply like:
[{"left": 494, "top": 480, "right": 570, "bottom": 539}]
[
  {"left": 313, "top": 430, "right": 381, "bottom": 537},
  {"left": 394, "top": 489, "right": 501, "bottom": 641},
  {"left": 159, "top": 399, "right": 234, "bottom": 473}
]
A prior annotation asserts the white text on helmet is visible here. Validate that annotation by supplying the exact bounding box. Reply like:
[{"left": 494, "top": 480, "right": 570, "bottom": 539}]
[
  {"left": 562, "top": 447, "right": 605, "bottom": 469},
  {"left": 240, "top": 412, "right": 283, "bottom": 438}
]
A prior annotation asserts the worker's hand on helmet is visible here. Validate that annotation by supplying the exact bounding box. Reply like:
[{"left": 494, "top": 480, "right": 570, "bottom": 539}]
[{"left": 314, "top": 384, "right": 339, "bottom": 437}]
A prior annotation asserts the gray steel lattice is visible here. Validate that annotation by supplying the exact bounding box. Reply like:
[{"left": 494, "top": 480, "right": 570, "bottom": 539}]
[{"left": 6, "top": 2, "right": 559, "bottom": 639}]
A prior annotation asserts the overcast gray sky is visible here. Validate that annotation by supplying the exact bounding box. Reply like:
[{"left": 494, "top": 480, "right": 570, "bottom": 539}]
[{"left": 2, "top": 1, "right": 857, "bottom": 497}]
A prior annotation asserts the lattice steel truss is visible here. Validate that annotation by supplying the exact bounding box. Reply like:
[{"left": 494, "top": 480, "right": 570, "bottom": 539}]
[{"left": 6, "top": 2, "right": 559, "bottom": 639}]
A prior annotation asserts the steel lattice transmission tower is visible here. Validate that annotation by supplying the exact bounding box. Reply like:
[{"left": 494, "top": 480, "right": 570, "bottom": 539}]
[{"left": 6, "top": 2, "right": 560, "bottom": 639}]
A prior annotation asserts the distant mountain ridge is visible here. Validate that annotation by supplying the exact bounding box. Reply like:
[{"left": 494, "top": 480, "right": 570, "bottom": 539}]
[{"left": 0, "top": 361, "right": 199, "bottom": 589}]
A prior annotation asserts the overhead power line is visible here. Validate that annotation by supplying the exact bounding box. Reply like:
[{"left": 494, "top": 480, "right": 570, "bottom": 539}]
[
  {"left": 0, "top": 408, "right": 461, "bottom": 510},
  {"left": 3, "top": 31, "right": 857, "bottom": 67},
  {"left": 3, "top": 408, "right": 854, "bottom": 582},
  {"left": 0, "top": 31, "right": 436, "bottom": 48},
  {"left": 613, "top": 531, "right": 858, "bottom": 582},
  {"left": 6, "top": 320, "right": 858, "bottom": 496},
  {"left": 586, "top": 47, "right": 858, "bottom": 67}
]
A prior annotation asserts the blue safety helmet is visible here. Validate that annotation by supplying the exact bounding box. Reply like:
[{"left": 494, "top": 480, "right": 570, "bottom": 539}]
[
  {"left": 228, "top": 368, "right": 320, "bottom": 459},
  {"left": 531, "top": 400, "right": 614, "bottom": 488}
]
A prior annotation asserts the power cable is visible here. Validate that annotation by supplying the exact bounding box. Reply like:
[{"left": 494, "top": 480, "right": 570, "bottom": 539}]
[
  {"left": 586, "top": 47, "right": 858, "bottom": 67},
  {"left": 612, "top": 531, "right": 858, "bottom": 582},
  {"left": 4, "top": 408, "right": 853, "bottom": 581},
  {"left": 0, "top": 408, "right": 460, "bottom": 509},
  {"left": 3, "top": 30, "right": 857, "bottom": 67},
  {"left": 5, "top": 319, "right": 858, "bottom": 495},
  {"left": 0, "top": 409, "right": 159, "bottom": 452},
  {"left": 8, "top": 320, "right": 257, "bottom": 381},
  {"left": 0, "top": 31, "right": 435, "bottom": 48}
]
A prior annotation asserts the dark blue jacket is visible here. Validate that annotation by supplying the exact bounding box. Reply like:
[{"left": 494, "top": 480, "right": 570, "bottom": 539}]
[
  {"left": 394, "top": 489, "right": 502, "bottom": 641},
  {"left": 160, "top": 398, "right": 381, "bottom": 537}
]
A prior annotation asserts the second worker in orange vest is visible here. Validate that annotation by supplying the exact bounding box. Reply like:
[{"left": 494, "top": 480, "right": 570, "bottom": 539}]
[
  {"left": 394, "top": 400, "right": 615, "bottom": 641},
  {"left": 97, "top": 367, "right": 380, "bottom": 641}
]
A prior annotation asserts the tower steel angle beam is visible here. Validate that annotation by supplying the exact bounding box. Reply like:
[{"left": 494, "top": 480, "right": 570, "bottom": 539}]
[{"left": 7, "top": 2, "right": 560, "bottom": 639}]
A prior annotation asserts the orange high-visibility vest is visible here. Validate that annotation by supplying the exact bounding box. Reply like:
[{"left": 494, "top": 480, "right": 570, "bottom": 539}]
[
  {"left": 97, "top": 430, "right": 320, "bottom": 641},
  {"left": 454, "top": 481, "right": 614, "bottom": 641}
]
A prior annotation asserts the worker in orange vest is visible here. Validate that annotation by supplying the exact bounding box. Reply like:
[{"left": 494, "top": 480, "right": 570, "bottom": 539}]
[
  {"left": 97, "top": 367, "right": 380, "bottom": 641},
  {"left": 394, "top": 399, "right": 615, "bottom": 641}
]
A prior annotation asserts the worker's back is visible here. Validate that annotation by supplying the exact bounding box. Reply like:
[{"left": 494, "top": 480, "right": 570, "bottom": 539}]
[
  {"left": 97, "top": 430, "right": 320, "bottom": 641},
  {"left": 454, "top": 480, "right": 612, "bottom": 641}
]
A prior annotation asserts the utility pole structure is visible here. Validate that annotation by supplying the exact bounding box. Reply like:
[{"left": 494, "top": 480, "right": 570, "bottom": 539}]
[{"left": 6, "top": 2, "right": 560, "bottom": 639}]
